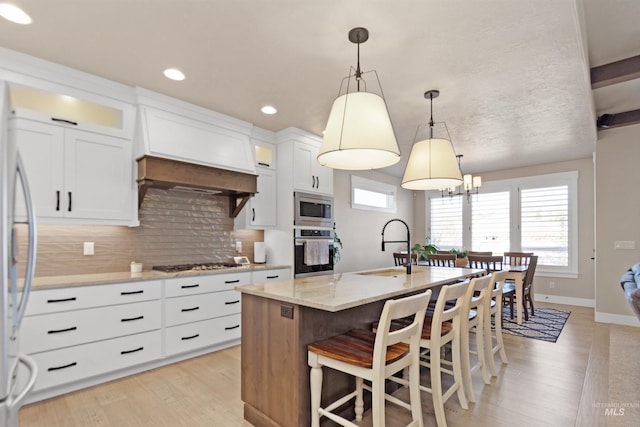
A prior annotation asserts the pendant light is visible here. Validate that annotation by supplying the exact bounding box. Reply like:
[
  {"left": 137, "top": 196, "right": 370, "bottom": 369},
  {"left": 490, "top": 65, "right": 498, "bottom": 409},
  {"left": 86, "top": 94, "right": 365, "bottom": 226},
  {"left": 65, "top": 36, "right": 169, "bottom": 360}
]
[
  {"left": 401, "top": 90, "right": 463, "bottom": 190},
  {"left": 317, "top": 27, "right": 401, "bottom": 170}
]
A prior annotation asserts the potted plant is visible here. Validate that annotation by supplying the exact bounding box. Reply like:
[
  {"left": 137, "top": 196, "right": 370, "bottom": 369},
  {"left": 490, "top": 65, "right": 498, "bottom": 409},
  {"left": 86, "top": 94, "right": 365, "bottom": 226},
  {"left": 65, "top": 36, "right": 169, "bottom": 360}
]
[
  {"left": 333, "top": 223, "right": 343, "bottom": 264},
  {"left": 411, "top": 237, "right": 439, "bottom": 261},
  {"left": 449, "top": 249, "right": 469, "bottom": 267}
]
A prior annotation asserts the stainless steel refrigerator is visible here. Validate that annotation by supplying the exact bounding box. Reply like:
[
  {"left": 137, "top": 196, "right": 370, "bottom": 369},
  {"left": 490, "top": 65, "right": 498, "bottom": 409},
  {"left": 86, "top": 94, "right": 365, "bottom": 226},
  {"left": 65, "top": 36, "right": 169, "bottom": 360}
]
[{"left": 0, "top": 82, "right": 38, "bottom": 426}]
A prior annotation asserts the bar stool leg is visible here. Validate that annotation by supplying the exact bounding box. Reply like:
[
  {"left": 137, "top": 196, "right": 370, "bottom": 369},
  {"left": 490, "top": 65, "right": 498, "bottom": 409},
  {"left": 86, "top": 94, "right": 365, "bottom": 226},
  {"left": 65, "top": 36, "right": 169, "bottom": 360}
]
[
  {"left": 355, "top": 377, "right": 364, "bottom": 421},
  {"left": 309, "top": 359, "right": 322, "bottom": 427}
]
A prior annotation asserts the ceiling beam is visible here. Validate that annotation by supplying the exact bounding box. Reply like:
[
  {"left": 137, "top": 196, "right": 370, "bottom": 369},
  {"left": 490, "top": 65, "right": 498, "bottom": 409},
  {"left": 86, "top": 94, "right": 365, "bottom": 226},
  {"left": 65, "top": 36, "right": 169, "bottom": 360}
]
[
  {"left": 596, "top": 109, "right": 640, "bottom": 130},
  {"left": 591, "top": 54, "right": 640, "bottom": 89}
]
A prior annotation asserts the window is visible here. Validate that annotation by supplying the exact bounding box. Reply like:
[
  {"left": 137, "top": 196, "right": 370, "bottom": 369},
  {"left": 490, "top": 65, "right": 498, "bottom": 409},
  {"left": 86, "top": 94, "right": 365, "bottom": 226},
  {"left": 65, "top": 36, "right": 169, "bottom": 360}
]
[
  {"left": 426, "top": 171, "right": 578, "bottom": 277},
  {"left": 351, "top": 175, "right": 396, "bottom": 213}
]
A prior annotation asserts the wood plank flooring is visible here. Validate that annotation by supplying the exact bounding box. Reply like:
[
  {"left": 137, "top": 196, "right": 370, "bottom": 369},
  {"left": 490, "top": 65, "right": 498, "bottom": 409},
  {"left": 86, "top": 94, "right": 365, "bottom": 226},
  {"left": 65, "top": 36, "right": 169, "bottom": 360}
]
[{"left": 19, "top": 302, "right": 640, "bottom": 427}]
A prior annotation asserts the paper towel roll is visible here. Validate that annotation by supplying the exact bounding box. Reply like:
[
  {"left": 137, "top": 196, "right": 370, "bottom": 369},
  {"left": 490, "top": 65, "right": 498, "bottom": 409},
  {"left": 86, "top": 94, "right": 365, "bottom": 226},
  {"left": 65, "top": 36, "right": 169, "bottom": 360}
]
[{"left": 254, "top": 242, "right": 266, "bottom": 263}]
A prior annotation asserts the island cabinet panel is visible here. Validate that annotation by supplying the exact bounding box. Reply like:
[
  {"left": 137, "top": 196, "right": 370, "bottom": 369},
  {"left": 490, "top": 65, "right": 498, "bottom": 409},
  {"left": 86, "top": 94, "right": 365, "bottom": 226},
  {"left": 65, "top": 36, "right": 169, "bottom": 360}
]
[{"left": 240, "top": 293, "right": 387, "bottom": 427}]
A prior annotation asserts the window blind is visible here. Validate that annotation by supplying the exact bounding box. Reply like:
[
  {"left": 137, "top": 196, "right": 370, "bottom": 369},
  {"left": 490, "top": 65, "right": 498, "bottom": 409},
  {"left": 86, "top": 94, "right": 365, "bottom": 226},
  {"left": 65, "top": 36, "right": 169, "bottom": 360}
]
[{"left": 429, "top": 196, "right": 463, "bottom": 249}]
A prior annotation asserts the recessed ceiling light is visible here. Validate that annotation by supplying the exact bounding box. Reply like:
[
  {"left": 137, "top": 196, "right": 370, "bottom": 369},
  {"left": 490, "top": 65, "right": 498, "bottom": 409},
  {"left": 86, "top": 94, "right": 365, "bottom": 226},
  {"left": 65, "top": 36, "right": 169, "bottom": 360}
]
[
  {"left": 0, "top": 3, "right": 32, "bottom": 24},
  {"left": 163, "top": 68, "right": 185, "bottom": 81},
  {"left": 261, "top": 105, "right": 277, "bottom": 115}
]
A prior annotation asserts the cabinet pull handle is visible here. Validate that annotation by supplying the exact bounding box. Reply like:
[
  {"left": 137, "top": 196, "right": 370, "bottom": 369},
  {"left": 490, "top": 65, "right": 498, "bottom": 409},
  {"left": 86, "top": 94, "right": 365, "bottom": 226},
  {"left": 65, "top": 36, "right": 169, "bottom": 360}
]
[
  {"left": 181, "top": 284, "right": 199, "bottom": 289},
  {"left": 47, "top": 297, "right": 76, "bottom": 303},
  {"left": 121, "top": 347, "right": 144, "bottom": 355},
  {"left": 316, "top": 176, "right": 320, "bottom": 188},
  {"left": 121, "top": 290, "right": 144, "bottom": 295},
  {"left": 47, "top": 362, "right": 77, "bottom": 372},
  {"left": 312, "top": 175, "right": 316, "bottom": 188},
  {"left": 121, "top": 315, "right": 144, "bottom": 322},
  {"left": 51, "top": 117, "right": 78, "bottom": 126},
  {"left": 224, "top": 280, "right": 240, "bottom": 284},
  {"left": 225, "top": 300, "right": 240, "bottom": 305},
  {"left": 258, "top": 162, "right": 270, "bottom": 167},
  {"left": 47, "top": 326, "right": 77, "bottom": 334},
  {"left": 181, "top": 334, "right": 200, "bottom": 341},
  {"left": 181, "top": 306, "right": 199, "bottom": 312},
  {"left": 225, "top": 324, "right": 240, "bottom": 330},
  {"left": 252, "top": 208, "right": 255, "bottom": 222},
  {"left": 266, "top": 275, "right": 279, "bottom": 279},
  {"left": 56, "top": 190, "right": 60, "bottom": 211}
]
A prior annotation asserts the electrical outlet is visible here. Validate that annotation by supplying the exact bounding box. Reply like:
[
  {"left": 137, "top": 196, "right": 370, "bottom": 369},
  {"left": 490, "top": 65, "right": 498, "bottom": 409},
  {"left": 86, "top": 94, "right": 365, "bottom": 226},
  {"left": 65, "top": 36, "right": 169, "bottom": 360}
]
[
  {"left": 235, "top": 241, "right": 242, "bottom": 253},
  {"left": 83, "top": 242, "right": 94, "bottom": 256},
  {"left": 280, "top": 304, "right": 294, "bottom": 319},
  {"left": 549, "top": 281, "right": 555, "bottom": 289}
]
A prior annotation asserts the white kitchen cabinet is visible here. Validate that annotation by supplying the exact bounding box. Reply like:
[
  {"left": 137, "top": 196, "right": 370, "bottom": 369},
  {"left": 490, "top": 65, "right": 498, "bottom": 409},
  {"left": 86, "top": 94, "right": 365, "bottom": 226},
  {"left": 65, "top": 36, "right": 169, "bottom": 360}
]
[
  {"left": 235, "top": 166, "right": 277, "bottom": 229},
  {"left": 251, "top": 268, "right": 291, "bottom": 283},
  {"left": 292, "top": 141, "right": 333, "bottom": 195},
  {"left": 9, "top": 117, "right": 135, "bottom": 225}
]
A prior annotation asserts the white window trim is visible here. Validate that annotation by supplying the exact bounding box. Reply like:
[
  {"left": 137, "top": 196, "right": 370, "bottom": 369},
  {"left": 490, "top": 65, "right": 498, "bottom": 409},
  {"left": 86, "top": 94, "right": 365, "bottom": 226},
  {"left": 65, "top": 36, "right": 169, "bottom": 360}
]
[
  {"left": 426, "top": 171, "right": 578, "bottom": 278},
  {"left": 351, "top": 175, "right": 397, "bottom": 213}
]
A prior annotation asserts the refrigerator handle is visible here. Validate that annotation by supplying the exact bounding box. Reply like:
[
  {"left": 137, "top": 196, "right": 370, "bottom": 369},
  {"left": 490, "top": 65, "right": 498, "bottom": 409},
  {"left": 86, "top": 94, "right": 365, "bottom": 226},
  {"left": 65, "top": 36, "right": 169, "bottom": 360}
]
[
  {"left": 7, "top": 354, "right": 38, "bottom": 414},
  {"left": 14, "top": 152, "right": 37, "bottom": 328}
]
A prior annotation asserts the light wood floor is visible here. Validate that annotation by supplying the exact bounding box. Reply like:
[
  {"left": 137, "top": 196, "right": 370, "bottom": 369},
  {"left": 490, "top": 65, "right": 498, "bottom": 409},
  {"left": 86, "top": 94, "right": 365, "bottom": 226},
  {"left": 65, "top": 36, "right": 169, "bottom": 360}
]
[{"left": 19, "top": 302, "right": 640, "bottom": 427}]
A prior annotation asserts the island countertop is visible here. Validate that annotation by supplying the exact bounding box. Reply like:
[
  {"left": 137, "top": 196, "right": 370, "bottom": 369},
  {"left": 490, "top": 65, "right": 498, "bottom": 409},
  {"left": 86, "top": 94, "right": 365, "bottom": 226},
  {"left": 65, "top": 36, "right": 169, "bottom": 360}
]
[{"left": 237, "top": 265, "right": 485, "bottom": 312}]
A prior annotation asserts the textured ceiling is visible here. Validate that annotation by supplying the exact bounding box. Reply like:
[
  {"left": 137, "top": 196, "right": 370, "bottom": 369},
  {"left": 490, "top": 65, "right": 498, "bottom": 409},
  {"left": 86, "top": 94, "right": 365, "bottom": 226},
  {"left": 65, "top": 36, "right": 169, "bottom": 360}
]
[{"left": 1, "top": 0, "right": 637, "bottom": 178}]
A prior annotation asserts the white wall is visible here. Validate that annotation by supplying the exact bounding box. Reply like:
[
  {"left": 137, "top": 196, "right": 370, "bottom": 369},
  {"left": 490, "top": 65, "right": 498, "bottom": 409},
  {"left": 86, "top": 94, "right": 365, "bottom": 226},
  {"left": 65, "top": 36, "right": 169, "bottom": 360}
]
[{"left": 332, "top": 169, "right": 416, "bottom": 273}]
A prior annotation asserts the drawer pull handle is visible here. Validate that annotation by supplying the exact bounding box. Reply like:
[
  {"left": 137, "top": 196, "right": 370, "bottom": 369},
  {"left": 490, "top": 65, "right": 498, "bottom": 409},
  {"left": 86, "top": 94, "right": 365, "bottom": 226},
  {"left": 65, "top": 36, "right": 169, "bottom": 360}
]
[
  {"left": 181, "top": 334, "right": 200, "bottom": 341},
  {"left": 121, "top": 347, "right": 144, "bottom": 355},
  {"left": 224, "top": 280, "right": 240, "bottom": 284},
  {"left": 121, "top": 315, "right": 144, "bottom": 322},
  {"left": 51, "top": 117, "right": 78, "bottom": 126},
  {"left": 225, "top": 324, "right": 240, "bottom": 331},
  {"left": 47, "top": 326, "right": 77, "bottom": 334},
  {"left": 48, "top": 362, "right": 77, "bottom": 372},
  {"left": 181, "top": 284, "right": 200, "bottom": 289},
  {"left": 47, "top": 297, "right": 76, "bottom": 303},
  {"left": 181, "top": 306, "right": 199, "bottom": 312},
  {"left": 266, "top": 275, "right": 279, "bottom": 279},
  {"left": 121, "top": 290, "right": 144, "bottom": 295},
  {"left": 224, "top": 300, "right": 240, "bottom": 305},
  {"left": 258, "top": 162, "right": 270, "bottom": 167}
]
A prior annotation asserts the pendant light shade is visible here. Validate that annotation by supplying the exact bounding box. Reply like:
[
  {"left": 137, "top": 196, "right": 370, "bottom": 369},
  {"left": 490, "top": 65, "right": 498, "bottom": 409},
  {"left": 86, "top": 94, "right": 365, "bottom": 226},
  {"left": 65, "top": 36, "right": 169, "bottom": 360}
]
[
  {"left": 317, "top": 27, "right": 401, "bottom": 170},
  {"left": 401, "top": 90, "right": 463, "bottom": 190}
]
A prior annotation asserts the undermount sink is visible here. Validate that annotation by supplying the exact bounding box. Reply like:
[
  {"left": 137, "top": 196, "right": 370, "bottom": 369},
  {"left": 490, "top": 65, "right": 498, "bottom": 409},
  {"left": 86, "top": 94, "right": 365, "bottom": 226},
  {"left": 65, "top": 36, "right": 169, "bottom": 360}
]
[{"left": 357, "top": 268, "right": 405, "bottom": 277}]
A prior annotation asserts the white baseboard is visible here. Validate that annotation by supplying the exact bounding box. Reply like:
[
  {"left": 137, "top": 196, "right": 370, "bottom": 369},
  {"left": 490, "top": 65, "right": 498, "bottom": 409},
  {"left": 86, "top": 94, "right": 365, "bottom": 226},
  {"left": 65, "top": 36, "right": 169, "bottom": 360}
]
[
  {"left": 535, "top": 293, "right": 595, "bottom": 307},
  {"left": 595, "top": 312, "right": 640, "bottom": 327}
]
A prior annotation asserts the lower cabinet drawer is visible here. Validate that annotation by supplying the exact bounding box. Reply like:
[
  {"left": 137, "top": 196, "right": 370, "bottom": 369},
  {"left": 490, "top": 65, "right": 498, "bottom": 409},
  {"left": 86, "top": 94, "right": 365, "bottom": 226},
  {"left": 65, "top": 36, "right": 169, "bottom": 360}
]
[
  {"left": 164, "top": 290, "right": 241, "bottom": 327},
  {"left": 164, "top": 314, "right": 241, "bottom": 357},
  {"left": 22, "top": 300, "right": 161, "bottom": 354},
  {"left": 30, "top": 330, "right": 162, "bottom": 392}
]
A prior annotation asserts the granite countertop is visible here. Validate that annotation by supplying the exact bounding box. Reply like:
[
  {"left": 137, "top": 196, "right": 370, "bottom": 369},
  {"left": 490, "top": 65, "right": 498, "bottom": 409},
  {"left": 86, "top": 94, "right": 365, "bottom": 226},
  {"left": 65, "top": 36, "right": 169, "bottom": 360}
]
[
  {"left": 26, "top": 264, "right": 290, "bottom": 290},
  {"left": 236, "top": 265, "right": 485, "bottom": 312}
]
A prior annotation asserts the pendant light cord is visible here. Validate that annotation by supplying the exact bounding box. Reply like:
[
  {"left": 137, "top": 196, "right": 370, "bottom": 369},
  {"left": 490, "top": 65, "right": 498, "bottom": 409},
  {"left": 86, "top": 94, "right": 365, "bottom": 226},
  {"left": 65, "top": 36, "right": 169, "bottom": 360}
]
[
  {"left": 355, "top": 36, "right": 362, "bottom": 91},
  {"left": 428, "top": 92, "right": 434, "bottom": 139}
]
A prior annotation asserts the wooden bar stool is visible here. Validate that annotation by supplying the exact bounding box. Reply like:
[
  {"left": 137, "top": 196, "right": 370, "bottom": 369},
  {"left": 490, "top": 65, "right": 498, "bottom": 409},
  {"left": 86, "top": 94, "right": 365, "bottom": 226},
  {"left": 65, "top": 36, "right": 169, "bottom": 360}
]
[
  {"left": 485, "top": 271, "right": 509, "bottom": 377},
  {"left": 307, "top": 290, "right": 431, "bottom": 427}
]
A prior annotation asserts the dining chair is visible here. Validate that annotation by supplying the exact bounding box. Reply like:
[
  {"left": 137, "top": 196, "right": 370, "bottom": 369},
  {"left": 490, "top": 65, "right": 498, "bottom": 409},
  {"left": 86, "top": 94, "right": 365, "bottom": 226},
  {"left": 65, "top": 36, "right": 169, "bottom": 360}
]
[
  {"left": 503, "top": 251, "right": 534, "bottom": 266},
  {"left": 468, "top": 251, "right": 492, "bottom": 256},
  {"left": 426, "top": 253, "right": 457, "bottom": 267},
  {"left": 467, "top": 255, "right": 503, "bottom": 272},
  {"left": 307, "top": 290, "right": 431, "bottom": 427},
  {"left": 387, "top": 280, "right": 470, "bottom": 427},
  {"left": 460, "top": 274, "right": 493, "bottom": 403},
  {"left": 436, "top": 250, "right": 452, "bottom": 254},
  {"left": 393, "top": 252, "right": 417, "bottom": 266},
  {"left": 484, "top": 271, "right": 509, "bottom": 377},
  {"left": 503, "top": 256, "right": 538, "bottom": 321}
]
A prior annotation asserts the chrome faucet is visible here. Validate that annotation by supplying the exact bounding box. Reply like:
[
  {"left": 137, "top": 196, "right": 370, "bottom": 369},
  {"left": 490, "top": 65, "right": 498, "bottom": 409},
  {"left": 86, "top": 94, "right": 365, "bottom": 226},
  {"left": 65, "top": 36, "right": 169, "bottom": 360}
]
[{"left": 381, "top": 218, "right": 412, "bottom": 274}]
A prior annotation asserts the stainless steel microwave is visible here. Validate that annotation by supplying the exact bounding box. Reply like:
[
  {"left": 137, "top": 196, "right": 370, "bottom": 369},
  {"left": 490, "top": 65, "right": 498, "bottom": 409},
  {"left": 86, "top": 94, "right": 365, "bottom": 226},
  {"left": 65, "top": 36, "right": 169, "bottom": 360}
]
[{"left": 294, "top": 192, "right": 333, "bottom": 228}]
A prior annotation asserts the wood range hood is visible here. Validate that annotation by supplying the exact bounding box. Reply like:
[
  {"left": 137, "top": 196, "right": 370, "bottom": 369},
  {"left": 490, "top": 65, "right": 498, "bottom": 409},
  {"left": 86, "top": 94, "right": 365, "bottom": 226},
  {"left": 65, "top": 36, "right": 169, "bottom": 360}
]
[{"left": 136, "top": 155, "right": 257, "bottom": 217}]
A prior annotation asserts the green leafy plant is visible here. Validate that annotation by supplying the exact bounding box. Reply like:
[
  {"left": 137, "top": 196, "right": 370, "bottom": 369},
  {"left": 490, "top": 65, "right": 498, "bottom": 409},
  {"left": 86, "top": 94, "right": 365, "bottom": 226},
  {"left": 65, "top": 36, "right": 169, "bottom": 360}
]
[
  {"left": 448, "top": 248, "right": 468, "bottom": 259},
  {"left": 411, "top": 237, "right": 439, "bottom": 261},
  {"left": 333, "top": 223, "right": 343, "bottom": 264}
]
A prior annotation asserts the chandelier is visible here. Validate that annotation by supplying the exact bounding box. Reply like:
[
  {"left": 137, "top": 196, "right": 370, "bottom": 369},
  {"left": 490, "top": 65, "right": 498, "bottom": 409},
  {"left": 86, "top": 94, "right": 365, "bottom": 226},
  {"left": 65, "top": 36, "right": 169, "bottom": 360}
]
[{"left": 442, "top": 154, "right": 482, "bottom": 202}]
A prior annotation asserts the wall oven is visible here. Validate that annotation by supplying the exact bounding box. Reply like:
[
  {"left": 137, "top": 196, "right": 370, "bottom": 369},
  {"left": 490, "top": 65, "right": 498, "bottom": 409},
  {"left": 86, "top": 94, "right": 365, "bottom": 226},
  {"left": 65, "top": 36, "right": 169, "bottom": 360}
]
[
  {"left": 294, "top": 192, "right": 333, "bottom": 228},
  {"left": 294, "top": 228, "right": 334, "bottom": 278}
]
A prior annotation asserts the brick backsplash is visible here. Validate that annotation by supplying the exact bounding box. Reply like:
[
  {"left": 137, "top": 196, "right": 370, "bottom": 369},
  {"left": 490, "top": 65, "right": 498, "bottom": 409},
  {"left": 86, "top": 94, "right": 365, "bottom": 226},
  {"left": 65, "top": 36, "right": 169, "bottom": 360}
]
[{"left": 16, "top": 188, "right": 263, "bottom": 277}]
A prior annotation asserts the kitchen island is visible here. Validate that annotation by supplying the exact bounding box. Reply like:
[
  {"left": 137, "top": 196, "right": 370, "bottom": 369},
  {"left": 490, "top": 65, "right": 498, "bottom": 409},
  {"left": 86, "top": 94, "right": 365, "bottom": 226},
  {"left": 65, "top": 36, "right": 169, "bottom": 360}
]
[{"left": 237, "top": 265, "right": 484, "bottom": 427}]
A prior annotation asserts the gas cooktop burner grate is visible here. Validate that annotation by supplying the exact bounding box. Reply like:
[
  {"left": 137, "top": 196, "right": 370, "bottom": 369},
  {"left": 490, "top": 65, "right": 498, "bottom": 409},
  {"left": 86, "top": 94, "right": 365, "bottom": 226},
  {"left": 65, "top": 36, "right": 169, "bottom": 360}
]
[{"left": 152, "top": 262, "right": 241, "bottom": 273}]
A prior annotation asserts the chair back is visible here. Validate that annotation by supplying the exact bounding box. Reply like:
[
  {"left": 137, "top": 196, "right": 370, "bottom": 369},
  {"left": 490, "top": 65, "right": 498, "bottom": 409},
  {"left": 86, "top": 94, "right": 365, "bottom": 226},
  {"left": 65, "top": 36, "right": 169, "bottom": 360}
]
[
  {"left": 467, "top": 255, "right": 503, "bottom": 272},
  {"left": 463, "top": 275, "right": 493, "bottom": 316},
  {"left": 431, "top": 280, "right": 470, "bottom": 333},
  {"left": 426, "top": 253, "right": 456, "bottom": 267},
  {"left": 522, "top": 256, "right": 538, "bottom": 293},
  {"left": 468, "top": 251, "right": 492, "bottom": 256},
  {"left": 489, "top": 271, "right": 509, "bottom": 310},
  {"left": 504, "top": 251, "right": 534, "bottom": 266},
  {"left": 436, "top": 250, "right": 452, "bottom": 254},
  {"left": 393, "top": 252, "right": 417, "bottom": 266},
  {"left": 373, "top": 290, "right": 431, "bottom": 365}
]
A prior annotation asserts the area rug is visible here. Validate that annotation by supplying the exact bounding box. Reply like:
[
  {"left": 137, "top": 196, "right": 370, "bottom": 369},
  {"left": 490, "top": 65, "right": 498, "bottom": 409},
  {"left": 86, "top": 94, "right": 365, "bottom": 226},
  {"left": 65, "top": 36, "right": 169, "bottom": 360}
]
[{"left": 500, "top": 307, "right": 570, "bottom": 342}]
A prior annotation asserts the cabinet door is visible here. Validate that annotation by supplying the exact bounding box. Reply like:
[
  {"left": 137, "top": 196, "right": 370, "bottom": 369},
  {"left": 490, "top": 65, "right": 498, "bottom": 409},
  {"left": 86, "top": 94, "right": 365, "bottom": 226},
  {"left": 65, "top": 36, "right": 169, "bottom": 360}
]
[
  {"left": 9, "top": 119, "right": 65, "bottom": 218},
  {"left": 251, "top": 167, "right": 276, "bottom": 227},
  {"left": 292, "top": 142, "right": 333, "bottom": 195},
  {"left": 312, "top": 160, "right": 333, "bottom": 195},
  {"left": 64, "top": 128, "right": 133, "bottom": 221}
]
